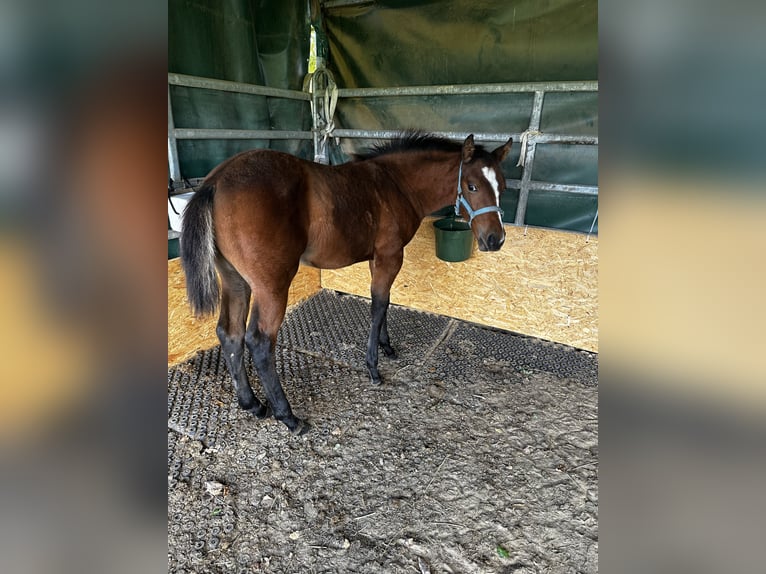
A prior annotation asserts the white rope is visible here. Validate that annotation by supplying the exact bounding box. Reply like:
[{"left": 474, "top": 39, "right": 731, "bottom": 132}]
[
  {"left": 586, "top": 209, "right": 598, "bottom": 242},
  {"left": 306, "top": 67, "right": 338, "bottom": 161},
  {"left": 516, "top": 129, "right": 541, "bottom": 167},
  {"left": 322, "top": 74, "right": 338, "bottom": 145}
]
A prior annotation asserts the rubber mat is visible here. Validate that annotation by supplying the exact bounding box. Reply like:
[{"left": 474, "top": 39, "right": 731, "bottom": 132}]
[
  {"left": 167, "top": 289, "right": 598, "bottom": 568},
  {"left": 430, "top": 322, "right": 598, "bottom": 385},
  {"left": 277, "top": 290, "right": 452, "bottom": 370},
  {"left": 168, "top": 289, "right": 597, "bottom": 447}
]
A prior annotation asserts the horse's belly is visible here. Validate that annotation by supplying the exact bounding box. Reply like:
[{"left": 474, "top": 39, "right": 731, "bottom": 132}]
[
  {"left": 300, "top": 214, "right": 375, "bottom": 269},
  {"left": 300, "top": 238, "right": 371, "bottom": 270},
  {"left": 299, "top": 248, "right": 368, "bottom": 270}
]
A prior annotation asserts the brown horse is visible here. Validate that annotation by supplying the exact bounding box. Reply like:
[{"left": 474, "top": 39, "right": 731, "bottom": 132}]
[{"left": 181, "top": 131, "right": 512, "bottom": 435}]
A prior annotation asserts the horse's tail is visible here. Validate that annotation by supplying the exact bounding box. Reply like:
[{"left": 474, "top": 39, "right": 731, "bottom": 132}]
[{"left": 180, "top": 183, "right": 219, "bottom": 317}]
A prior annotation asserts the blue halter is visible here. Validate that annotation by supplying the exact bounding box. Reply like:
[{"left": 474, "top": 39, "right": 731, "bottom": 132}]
[{"left": 454, "top": 159, "right": 504, "bottom": 224}]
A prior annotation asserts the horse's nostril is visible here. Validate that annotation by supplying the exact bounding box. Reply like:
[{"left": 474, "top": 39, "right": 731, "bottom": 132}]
[{"left": 483, "top": 233, "right": 505, "bottom": 251}]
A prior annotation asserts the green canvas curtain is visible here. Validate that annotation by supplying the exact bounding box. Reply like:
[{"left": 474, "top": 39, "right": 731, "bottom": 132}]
[
  {"left": 323, "top": 0, "right": 597, "bottom": 232},
  {"left": 168, "top": 0, "right": 597, "bottom": 232},
  {"left": 168, "top": 0, "right": 312, "bottom": 177}
]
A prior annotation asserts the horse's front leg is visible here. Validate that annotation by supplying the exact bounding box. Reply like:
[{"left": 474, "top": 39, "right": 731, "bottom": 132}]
[
  {"left": 367, "top": 252, "right": 403, "bottom": 384},
  {"left": 379, "top": 311, "right": 397, "bottom": 358}
]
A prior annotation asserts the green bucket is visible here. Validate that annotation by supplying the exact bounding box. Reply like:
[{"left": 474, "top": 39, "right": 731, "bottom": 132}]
[
  {"left": 433, "top": 218, "right": 474, "bottom": 262},
  {"left": 168, "top": 230, "right": 180, "bottom": 260}
]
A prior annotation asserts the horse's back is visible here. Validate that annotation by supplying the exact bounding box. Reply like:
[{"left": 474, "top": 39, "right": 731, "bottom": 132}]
[
  {"left": 207, "top": 149, "right": 308, "bottom": 199},
  {"left": 204, "top": 149, "right": 416, "bottom": 274}
]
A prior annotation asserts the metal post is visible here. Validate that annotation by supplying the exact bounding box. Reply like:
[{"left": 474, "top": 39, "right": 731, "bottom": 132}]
[
  {"left": 167, "top": 86, "right": 181, "bottom": 183},
  {"left": 514, "top": 90, "right": 545, "bottom": 226}
]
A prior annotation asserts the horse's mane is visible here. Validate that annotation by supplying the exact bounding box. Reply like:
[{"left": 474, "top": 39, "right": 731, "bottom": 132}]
[{"left": 354, "top": 130, "right": 486, "bottom": 160}]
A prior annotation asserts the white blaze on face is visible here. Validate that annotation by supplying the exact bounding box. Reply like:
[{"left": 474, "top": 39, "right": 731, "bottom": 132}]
[{"left": 481, "top": 166, "right": 503, "bottom": 224}]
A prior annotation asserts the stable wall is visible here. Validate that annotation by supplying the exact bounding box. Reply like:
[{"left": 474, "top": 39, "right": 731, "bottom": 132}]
[
  {"left": 322, "top": 221, "right": 598, "bottom": 352},
  {"left": 168, "top": 222, "right": 596, "bottom": 367}
]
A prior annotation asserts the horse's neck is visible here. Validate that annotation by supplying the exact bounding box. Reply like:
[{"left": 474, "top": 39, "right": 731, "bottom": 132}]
[{"left": 379, "top": 152, "right": 460, "bottom": 219}]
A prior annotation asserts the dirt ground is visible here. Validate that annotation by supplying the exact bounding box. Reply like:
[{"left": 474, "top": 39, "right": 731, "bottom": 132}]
[{"left": 168, "top": 291, "right": 598, "bottom": 573}]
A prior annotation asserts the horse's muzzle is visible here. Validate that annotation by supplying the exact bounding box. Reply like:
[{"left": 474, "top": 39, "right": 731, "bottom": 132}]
[{"left": 478, "top": 232, "right": 505, "bottom": 252}]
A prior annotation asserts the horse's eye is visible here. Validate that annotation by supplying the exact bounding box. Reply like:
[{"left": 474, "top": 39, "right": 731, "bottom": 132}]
[{"left": 467, "top": 183, "right": 478, "bottom": 192}]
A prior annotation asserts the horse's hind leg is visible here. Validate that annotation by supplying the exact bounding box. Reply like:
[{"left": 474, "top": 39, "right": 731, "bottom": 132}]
[
  {"left": 367, "top": 252, "right": 404, "bottom": 384},
  {"left": 215, "top": 259, "right": 270, "bottom": 418},
  {"left": 245, "top": 287, "right": 310, "bottom": 436}
]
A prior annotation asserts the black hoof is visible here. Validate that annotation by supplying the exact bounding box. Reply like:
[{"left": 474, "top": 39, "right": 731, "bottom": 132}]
[
  {"left": 285, "top": 418, "right": 311, "bottom": 436},
  {"left": 239, "top": 397, "right": 271, "bottom": 419},
  {"left": 369, "top": 374, "right": 383, "bottom": 386},
  {"left": 249, "top": 402, "right": 272, "bottom": 420},
  {"left": 381, "top": 344, "right": 398, "bottom": 359}
]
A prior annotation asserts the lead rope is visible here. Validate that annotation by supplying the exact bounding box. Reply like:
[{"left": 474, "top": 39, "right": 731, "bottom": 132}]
[
  {"left": 306, "top": 66, "right": 338, "bottom": 162},
  {"left": 323, "top": 73, "right": 338, "bottom": 147},
  {"left": 516, "top": 130, "right": 541, "bottom": 167}
]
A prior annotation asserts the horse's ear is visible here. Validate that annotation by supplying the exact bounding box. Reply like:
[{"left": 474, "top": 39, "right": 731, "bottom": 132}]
[
  {"left": 462, "top": 134, "right": 475, "bottom": 162},
  {"left": 492, "top": 137, "right": 513, "bottom": 163}
]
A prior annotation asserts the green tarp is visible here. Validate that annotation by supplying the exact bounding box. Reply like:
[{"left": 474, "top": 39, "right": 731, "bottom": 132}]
[
  {"left": 323, "top": 0, "right": 598, "bottom": 232},
  {"left": 168, "top": 0, "right": 597, "bottom": 233},
  {"left": 168, "top": 0, "right": 312, "bottom": 177},
  {"left": 324, "top": 0, "right": 597, "bottom": 87}
]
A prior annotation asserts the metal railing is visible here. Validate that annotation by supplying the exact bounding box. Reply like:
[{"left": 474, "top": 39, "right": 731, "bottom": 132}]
[
  {"left": 168, "top": 73, "right": 310, "bottom": 101},
  {"left": 167, "top": 73, "right": 312, "bottom": 182},
  {"left": 327, "top": 81, "right": 598, "bottom": 225},
  {"left": 337, "top": 80, "right": 597, "bottom": 98},
  {"left": 167, "top": 74, "right": 597, "bottom": 228}
]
